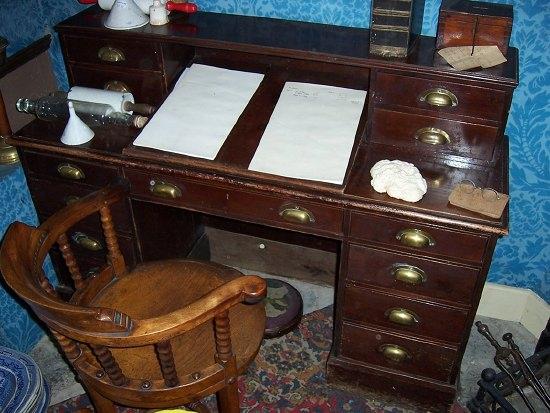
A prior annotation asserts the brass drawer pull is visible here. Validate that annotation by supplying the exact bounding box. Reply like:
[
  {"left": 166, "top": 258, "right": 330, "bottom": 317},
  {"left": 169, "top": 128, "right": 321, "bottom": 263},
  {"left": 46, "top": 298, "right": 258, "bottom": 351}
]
[
  {"left": 72, "top": 232, "right": 103, "bottom": 251},
  {"left": 392, "top": 264, "right": 427, "bottom": 285},
  {"left": 414, "top": 127, "right": 451, "bottom": 145},
  {"left": 419, "top": 88, "right": 458, "bottom": 107},
  {"left": 64, "top": 195, "right": 80, "bottom": 205},
  {"left": 385, "top": 308, "right": 419, "bottom": 326},
  {"left": 57, "top": 163, "right": 85, "bottom": 180},
  {"left": 279, "top": 205, "right": 315, "bottom": 225},
  {"left": 104, "top": 80, "right": 131, "bottom": 93},
  {"left": 150, "top": 180, "right": 182, "bottom": 199},
  {"left": 97, "top": 46, "right": 126, "bottom": 63},
  {"left": 396, "top": 228, "right": 435, "bottom": 248},
  {"left": 379, "top": 344, "right": 411, "bottom": 363}
]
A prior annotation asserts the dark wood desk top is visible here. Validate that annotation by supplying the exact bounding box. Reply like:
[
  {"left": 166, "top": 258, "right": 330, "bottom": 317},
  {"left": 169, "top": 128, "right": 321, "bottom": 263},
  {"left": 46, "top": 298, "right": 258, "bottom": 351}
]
[{"left": 56, "top": 6, "right": 518, "bottom": 86}]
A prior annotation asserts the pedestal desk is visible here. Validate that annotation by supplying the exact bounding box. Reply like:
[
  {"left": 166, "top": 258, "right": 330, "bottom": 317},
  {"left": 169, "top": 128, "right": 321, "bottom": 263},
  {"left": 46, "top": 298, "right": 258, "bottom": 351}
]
[{"left": 9, "top": 6, "right": 518, "bottom": 409}]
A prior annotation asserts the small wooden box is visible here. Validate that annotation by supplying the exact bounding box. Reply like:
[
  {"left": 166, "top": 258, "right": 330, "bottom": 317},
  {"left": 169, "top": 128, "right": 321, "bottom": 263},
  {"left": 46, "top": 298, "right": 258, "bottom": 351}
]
[{"left": 436, "top": 0, "right": 513, "bottom": 55}]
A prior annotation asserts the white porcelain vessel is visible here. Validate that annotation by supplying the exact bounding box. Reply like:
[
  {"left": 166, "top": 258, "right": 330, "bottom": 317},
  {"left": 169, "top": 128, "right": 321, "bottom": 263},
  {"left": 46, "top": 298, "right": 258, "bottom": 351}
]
[{"left": 104, "top": 0, "right": 149, "bottom": 30}]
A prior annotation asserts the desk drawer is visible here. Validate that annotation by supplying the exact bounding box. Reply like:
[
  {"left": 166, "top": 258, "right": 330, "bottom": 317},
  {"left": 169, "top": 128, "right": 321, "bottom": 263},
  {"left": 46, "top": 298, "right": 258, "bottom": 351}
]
[
  {"left": 67, "top": 226, "right": 136, "bottom": 265},
  {"left": 373, "top": 72, "right": 507, "bottom": 122},
  {"left": 24, "top": 151, "right": 119, "bottom": 187},
  {"left": 63, "top": 35, "right": 161, "bottom": 71},
  {"left": 346, "top": 244, "right": 479, "bottom": 304},
  {"left": 371, "top": 108, "right": 500, "bottom": 162},
  {"left": 349, "top": 212, "right": 488, "bottom": 263},
  {"left": 343, "top": 285, "right": 468, "bottom": 343},
  {"left": 126, "top": 170, "right": 344, "bottom": 237},
  {"left": 341, "top": 322, "right": 458, "bottom": 382},
  {"left": 69, "top": 64, "right": 165, "bottom": 106},
  {"left": 28, "top": 178, "right": 133, "bottom": 234}
]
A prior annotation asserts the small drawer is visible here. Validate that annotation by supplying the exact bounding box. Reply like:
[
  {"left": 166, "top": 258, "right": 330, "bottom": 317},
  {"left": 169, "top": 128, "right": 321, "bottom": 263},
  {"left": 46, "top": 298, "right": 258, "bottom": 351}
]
[
  {"left": 349, "top": 212, "right": 488, "bottom": 263},
  {"left": 69, "top": 64, "right": 165, "bottom": 106},
  {"left": 371, "top": 108, "right": 500, "bottom": 162},
  {"left": 24, "top": 152, "right": 119, "bottom": 187},
  {"left": 373, "top": 71, "right": 507, "bottom": 122},
  {"left": 67, "top": 226, "right": 136, "bottom": 265},
  {"left": 343, "top": 285, "right": 469, "bottom": 343},
  {"left": 63, "top": 35, "right": 161, "bottom": 71},
  {"left": 346, "top": 244, "right": 480, "bottom": 304},
  {"left": 341, "top": 322, "right": 458, "bottom": 382},
  {"left": 126, "top": 169, "right": 344, "bottom": 237},
  {"left": 28, "top": 179, "right": 133, "bottom": 234}
]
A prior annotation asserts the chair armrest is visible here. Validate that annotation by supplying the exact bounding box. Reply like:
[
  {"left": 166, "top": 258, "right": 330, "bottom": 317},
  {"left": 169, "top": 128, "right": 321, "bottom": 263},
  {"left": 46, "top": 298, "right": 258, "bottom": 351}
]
[{"left": 103, "top": 275, "right": 267, "bottom": 347}]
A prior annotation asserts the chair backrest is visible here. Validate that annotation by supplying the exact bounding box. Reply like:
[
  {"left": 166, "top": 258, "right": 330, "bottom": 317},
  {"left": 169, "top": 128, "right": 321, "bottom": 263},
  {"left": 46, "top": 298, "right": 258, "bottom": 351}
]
[{"left": 0, "top": 183, "right": 134, "bottom": 338}]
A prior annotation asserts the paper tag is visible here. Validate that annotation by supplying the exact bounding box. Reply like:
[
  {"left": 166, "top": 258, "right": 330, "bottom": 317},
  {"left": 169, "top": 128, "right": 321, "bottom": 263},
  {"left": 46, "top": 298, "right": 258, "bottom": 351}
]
[
  {"left": 438, "top": 46, "right": 507, "bottom": 70},
  {"left": 448, "top": 183, "right": 509, "bottom": 219}
]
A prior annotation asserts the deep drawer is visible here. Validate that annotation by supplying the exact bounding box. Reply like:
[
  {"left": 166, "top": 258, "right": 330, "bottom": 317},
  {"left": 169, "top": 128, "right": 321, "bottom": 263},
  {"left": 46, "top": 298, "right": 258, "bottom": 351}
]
[
  {"left": 343, "top": 285, "right": 469, "bottom": 343},
  {"left": 346, "top": 244, "right": 480, "bottom": 304},
  {"left": 341, "top": 322, "right": 458, "bottom": 382},
  {"left": 69, "top": 64, "right": 165, "bottom": 106},
  {"left": 28, "top": 178, "right": 133, "bottom": 234},
  {"left": 373, "top": 71, "right": 507, "bottom": 122},
  {"left": 62, "top": 35, "right": 161, "bottom": 71},
  {"left": 370, "top": 108, "right": 500, "bottom": 162},
  {"left": 125, "top": 169, "right": 344, "bottom": 237},
  {"left": 24, "top": 151, "right": 119, "bottom": 187},
  {"left": 349, "top": 212, "right": 488, "bottom": 263}
]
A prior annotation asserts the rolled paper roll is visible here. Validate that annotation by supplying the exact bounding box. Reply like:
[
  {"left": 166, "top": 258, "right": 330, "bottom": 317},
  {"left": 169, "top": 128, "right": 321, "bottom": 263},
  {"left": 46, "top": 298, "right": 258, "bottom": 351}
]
[{"left": 68, "top": 86, "right": 135, "bottom": 114}]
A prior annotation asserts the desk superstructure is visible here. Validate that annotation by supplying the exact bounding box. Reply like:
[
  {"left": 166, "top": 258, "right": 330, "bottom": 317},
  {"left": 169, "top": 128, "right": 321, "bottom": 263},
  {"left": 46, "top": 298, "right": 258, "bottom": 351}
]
[{"left": 10, "top": 6, "right": 518, "bottom": 408}]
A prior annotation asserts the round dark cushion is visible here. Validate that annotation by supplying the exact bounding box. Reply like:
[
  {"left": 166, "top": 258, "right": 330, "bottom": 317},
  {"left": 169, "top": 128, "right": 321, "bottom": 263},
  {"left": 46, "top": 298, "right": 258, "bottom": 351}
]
[{"left": 263, "top": 278, "right": 303, "bottom": 339}]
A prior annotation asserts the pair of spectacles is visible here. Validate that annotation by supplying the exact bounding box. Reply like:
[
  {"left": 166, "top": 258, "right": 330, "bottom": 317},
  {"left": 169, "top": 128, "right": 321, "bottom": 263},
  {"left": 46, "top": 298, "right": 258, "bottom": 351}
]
[{"left": 458, "top": 180, "right": 501, "bottom": 201}]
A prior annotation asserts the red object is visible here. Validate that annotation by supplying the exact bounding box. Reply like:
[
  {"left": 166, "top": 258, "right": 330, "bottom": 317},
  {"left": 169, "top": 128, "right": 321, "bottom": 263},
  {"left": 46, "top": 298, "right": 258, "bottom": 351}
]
[
  {"left": 78, "top": 0, "right": 98, "bottom": 3},
  {"left": 166, "top": 1, "right": 198, "bottom": 13}
]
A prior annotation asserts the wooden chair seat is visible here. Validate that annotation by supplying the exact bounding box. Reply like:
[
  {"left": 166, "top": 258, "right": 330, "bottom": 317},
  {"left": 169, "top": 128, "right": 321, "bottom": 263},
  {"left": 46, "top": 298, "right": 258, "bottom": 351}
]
[
  {"left": 0, "top": 184, "right": 267, "bottom": 412},
  {"left": 86, "top": 260, "right": 265, "bottom": 380}
]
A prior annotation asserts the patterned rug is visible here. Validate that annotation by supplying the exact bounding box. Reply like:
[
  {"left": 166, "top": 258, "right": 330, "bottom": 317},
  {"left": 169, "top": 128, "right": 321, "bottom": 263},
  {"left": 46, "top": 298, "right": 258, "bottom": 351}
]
[{"left": 47, "top": 306, "right": 464, "bottom": 412}]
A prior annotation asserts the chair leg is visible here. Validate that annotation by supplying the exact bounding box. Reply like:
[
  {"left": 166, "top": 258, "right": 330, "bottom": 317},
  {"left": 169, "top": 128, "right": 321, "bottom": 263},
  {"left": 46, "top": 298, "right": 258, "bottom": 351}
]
[
  {"left": 87, "top": 387, "right": 117, "bottom": 413},
  {"left": 216, "top": 382, "right": 240, "bottom": 413}
]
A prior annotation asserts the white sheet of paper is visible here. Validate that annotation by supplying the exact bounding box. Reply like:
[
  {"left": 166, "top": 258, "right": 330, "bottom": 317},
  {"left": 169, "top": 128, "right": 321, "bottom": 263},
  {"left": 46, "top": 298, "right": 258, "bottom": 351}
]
[
  {"left": 133, "top": 64, "right": 264, "bottom": 160},
  {"left": 249, "top": 82, "right": 367, "bottom": 185}
]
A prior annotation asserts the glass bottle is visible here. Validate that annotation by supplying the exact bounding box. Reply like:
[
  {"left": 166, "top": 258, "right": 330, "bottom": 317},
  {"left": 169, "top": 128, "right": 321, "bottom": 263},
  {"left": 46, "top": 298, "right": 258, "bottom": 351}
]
[{"left": 16, "top": 95, "right": 149, "bottom": 128}]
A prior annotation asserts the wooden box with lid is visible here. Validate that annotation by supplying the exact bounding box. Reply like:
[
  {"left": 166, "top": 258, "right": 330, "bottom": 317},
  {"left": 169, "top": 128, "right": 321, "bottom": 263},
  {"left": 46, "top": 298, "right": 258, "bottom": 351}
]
[{"left": 436, "top": 0, "right": 513, "bottom": 55}]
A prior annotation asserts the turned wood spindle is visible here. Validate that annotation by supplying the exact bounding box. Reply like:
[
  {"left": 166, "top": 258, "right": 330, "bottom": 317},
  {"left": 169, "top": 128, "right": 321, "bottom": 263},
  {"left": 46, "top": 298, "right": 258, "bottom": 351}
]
[
  {"left": 214, "top": 311, "right": 233, "bottom": 363},
  {"left": 90, "top": 344, "right": 127, "bottom": 386},
  {"left": 52, "top": 330, "right": 82, "bottom": 361},
  {"left": 156, "top": 340, "right": 180, "bottom": 387},
  {"left": 58, "top": 232, "right": 85, "bottom": 290},
  {"left": 99, "top": 205, "right": 126, "bottom": 276}
]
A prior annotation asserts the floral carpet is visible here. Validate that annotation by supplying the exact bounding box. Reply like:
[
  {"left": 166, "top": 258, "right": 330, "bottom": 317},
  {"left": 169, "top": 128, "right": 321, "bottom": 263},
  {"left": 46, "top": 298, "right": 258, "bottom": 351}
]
[{"left": 48, "top": 306, "right": 464, "bottom": 412}]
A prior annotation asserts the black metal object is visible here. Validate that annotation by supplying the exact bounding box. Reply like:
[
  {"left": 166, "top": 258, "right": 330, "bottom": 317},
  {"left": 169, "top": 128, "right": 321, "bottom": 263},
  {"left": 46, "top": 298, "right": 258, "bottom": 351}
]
[{"left": 468, "top": 319, "right": 550, "bottom": 413}]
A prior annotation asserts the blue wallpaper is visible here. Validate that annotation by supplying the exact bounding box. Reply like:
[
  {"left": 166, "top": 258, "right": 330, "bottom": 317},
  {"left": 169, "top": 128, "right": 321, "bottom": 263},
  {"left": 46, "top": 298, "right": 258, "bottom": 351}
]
[{"left": 0, "top": 0, "right": 548, "bottom": 353}]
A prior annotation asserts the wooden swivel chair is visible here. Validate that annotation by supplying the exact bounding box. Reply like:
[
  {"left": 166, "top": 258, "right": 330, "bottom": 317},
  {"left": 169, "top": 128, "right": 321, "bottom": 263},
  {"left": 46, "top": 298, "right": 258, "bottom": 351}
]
[{"left": 0, "top": 183, "right": 267, "bottom": 412}]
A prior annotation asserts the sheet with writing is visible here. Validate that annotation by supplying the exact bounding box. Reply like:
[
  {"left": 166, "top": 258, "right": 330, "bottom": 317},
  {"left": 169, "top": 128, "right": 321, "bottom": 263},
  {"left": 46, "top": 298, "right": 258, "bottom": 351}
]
[
  {"left": 132, "top": 64, "right": 264, "bottom": 160},
  {"left": 249, "top": 82, "right": 367, "bottom": 185}
]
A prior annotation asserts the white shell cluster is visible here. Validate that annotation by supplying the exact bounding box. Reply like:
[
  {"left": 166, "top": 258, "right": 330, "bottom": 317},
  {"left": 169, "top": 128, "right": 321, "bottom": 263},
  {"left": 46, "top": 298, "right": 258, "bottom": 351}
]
[{"left": 370, "top": 159, "right": 427, "bottom": 203}]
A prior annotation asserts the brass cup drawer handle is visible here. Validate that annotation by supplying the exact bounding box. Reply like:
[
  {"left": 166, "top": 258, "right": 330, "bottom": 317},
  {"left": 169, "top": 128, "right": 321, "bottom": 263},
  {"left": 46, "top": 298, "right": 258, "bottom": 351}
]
[
  {"left": 396, "top": 228, "right": 435, "bottom": 248},
  {"left": 379, "top": 344, "right": 411, "bottom": 363},
  {"left": 419, "top": 88, "right": 458, "bottom": 108},
  {"left": 104, "top": 80, "right": 131, "bottom": 94},
  {"left": 149, "top": 180, "right": 182, "bottom": 199},
  {"left": 57, "top": 163, "right": 85, "bottom": 180},
  {"left": 392, "top": 264, "right": 427, "bottom": 285},
  {"left": 414, "top": 127, "right": 451, "bottom": 145},
  {"left": 385, "top": 308, "right": 420, "bottom": 326},
  {"left": 279, "top": 205, "right": 315, "bottom": 225},
  {"left": 72, "top": 232, "right": 103, "bottom": 251},
  {"left": 97, "top": 46, "right": 126, "bottom": 63}
]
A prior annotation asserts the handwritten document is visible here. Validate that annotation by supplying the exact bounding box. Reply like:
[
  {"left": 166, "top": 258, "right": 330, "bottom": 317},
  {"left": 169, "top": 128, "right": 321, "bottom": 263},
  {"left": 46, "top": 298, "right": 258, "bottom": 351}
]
[
  {"left": 133, "top": 64, "right": 264, "bottom": 160},
  {"left": 249, "top": 82, "right": 367, "bottom": 185},
  {"left": 438, "top": 46, "right": 507, "bottom": 70}
]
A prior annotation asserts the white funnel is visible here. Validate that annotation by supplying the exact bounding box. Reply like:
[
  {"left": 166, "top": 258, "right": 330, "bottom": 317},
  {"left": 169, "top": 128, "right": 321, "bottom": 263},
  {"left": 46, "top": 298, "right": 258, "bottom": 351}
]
[
  {"left": 61, "top": 103, "right": 95, "bottom": 146},
  {"left": 104, "top": 0, "right": 149, "bottom": 30}
]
